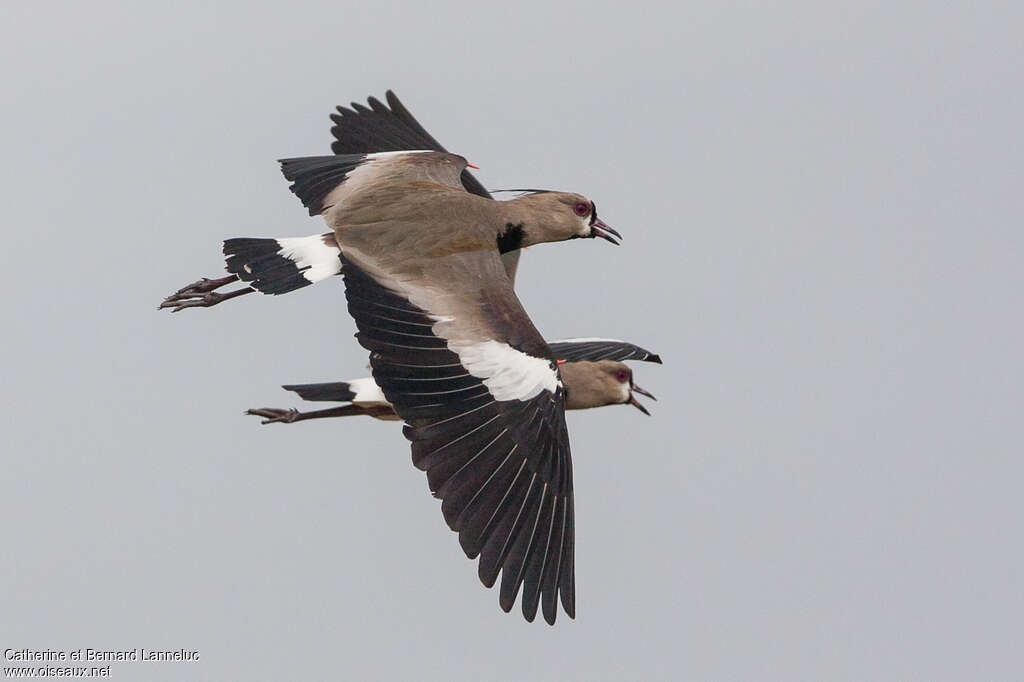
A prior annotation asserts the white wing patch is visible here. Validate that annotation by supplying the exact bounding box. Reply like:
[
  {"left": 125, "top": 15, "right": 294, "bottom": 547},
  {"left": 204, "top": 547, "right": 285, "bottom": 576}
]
[
  {"left": 348, "top": 377, "right": 388, "bottom": 404},
  {"left": 341, "top": 244, "right": 559, "bottom": 403},
  {"left": 448, "top": 339, "right": 560, "bottom": 402},
  {"left": 276, "top": 235, "right": 342, "bottom": 283}
]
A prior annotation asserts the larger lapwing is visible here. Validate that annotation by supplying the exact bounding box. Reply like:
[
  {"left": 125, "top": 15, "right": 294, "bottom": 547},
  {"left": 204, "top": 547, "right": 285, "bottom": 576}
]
[{"left": 159, "top": 90, "right": 600, "bottom": 310}]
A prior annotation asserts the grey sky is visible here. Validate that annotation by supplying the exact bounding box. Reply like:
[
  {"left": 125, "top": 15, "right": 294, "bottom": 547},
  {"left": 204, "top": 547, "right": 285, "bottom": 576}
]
[{"left": 2, "top": 1, "right": 1022, "bottom": 680}]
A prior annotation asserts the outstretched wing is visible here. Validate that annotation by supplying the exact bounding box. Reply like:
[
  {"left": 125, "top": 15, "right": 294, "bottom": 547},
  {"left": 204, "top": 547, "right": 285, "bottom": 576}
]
[
  {"left": 330, "top": 90, "right": 491, "bottom": 200},
  {"left": 279, "top": 151, "right": 468, "bottom": 217},
  {"left": 339, "top": 242, "right": 575, "bottom": 625},
  {"left": 549, "top": 338, "right": 663, "bottom": 364},
  {"left": 329, "top": 91, "right": 522, "bottom": 284}
]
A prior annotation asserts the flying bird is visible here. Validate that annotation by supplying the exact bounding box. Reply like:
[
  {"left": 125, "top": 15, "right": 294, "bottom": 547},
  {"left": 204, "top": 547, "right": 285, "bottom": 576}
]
[
  {"left": 247, "top": 345, "right": 660, "bottom": 424},
  {"left": 159, "top": 90, "right": 607, "bottom": 311}
]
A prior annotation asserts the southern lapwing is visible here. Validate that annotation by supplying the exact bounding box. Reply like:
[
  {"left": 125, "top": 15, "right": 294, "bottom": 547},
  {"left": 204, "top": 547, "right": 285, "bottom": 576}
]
[
  {"left": 248, "top": 360, "right": 655, "bottom": 422},
  {"left": 160, "top": 91, "right": 538, "bottom": 311},
  {"left": 246, "top": 342, "right": 661, "bottom": 424}
]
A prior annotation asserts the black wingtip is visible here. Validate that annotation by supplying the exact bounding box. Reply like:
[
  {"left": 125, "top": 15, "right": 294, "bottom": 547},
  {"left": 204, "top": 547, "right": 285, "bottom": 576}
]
[
  {"left": 278, "top": 155, "right": 367, "bottom": 215},
  {"left": 281, "top": 382, "right": 356, "bottom": 403},
  {"left": 648, "top": 353, "right": 663, "bottom": 364},
  {"left": 479, "top": 565, "right": 498, "bottom": 589}
]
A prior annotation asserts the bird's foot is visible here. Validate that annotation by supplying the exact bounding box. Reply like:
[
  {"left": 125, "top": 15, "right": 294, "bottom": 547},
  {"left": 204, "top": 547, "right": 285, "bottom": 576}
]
[
  {"left": 158, "top": 275, "right": 252, "bottom": 312},
  {"left": 245, "top": 408, "right": 300, "bottom": 425}
]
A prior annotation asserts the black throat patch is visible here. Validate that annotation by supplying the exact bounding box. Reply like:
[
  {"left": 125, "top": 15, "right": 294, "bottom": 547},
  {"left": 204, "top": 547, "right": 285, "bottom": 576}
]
[{"left": 497, "top": 223, "right": 524, "bottom": 253}]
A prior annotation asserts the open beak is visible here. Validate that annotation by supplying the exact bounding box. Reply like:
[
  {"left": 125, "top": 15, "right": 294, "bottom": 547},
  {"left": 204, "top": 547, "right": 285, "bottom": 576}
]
[
  {"left": 628, "top": 384, "right": 655, "bottom": 415},
  {"left": 628, "top": 394, "right": 651, "bottom": 415},
  {"left": 632, "top": 384, "right": 656, "bottom": 401},
  {"left": 590, "top": 217, "right": 621, "bottom": 245}
]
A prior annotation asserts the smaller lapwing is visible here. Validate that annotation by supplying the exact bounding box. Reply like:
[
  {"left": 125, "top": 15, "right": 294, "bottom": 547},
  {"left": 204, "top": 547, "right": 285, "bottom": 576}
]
[{"left": 246, "top": 342, "right": 661, "bottom": 424}]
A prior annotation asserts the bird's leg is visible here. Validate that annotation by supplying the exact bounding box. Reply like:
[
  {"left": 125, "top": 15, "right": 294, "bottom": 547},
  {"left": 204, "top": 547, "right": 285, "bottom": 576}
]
[
  {"left": 245, "top": 405, "right": 364, "bottom": 425},
  {"left": 158, "top": 274, "right": 255, "bottom": 312}
]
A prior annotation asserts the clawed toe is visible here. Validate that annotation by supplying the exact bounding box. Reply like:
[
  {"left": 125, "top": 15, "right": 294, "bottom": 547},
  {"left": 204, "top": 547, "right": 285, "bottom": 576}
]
[
  {"left": 179, "top": 275, "right": 238, "bottom": 296},
  {"left": 245, "top": 408, "right": 299, "bottom": 424},
  {"left": 158, "top": 275, "right": 252, "bottom": 312}
]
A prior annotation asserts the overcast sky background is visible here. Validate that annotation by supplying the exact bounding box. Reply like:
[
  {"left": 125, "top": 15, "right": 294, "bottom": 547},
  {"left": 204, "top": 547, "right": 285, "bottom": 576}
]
[{"left": 2, "top": 1, "right": 1022, "bottom": 680}]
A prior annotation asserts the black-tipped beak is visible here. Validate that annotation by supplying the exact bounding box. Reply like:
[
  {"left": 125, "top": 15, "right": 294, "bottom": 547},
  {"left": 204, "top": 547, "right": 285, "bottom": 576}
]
[
  {"left": 628, "top": 383, "right": 655, "bottom": 415},
  {"left": 632, "top": 384, "right": 656, "bottom": 401},
  {"left": 628, "top": 393, "right": 651, "bottom": 415},
  {"left": 590, "top": 218, "right": 621, "bottom": 245}
]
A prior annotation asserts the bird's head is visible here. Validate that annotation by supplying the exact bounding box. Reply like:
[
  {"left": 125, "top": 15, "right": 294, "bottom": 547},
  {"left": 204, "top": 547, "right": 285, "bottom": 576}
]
[
  {"left": 500, "top": 191, "right": 620, "bottom": 248},
  {"left": 561, "top": 360, "right": 655, "bottom": 414},
  {"left": 602, "top": 360, "right": 655, "bottom": 414}
]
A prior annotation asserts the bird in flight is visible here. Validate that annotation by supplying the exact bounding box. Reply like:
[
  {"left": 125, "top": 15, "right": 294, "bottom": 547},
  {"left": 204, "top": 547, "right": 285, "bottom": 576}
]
[
  {"left": 159, "top": 90, "right": 617, "bottom": 312},
  {"left": 247, "top": 351, "right": 659, "bottom": 424}
]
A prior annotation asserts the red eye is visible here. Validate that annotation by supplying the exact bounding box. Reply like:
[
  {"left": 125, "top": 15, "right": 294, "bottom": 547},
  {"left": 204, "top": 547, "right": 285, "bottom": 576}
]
[
  {"left": 573, "top": 202, "right": 590, "bottom": 217},
  {"left": 616, "top": 370, "right": 629, "bottom": 382}
]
